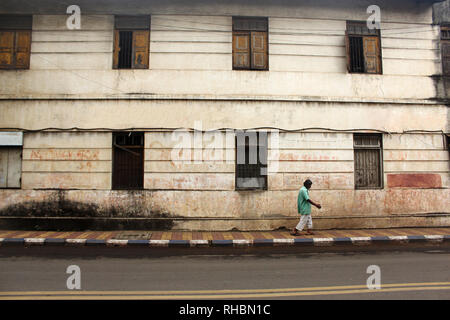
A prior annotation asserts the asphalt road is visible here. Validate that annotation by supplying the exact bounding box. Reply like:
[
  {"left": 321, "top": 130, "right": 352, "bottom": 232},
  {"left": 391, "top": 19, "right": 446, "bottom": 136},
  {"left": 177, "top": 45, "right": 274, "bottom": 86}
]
[{"left": 0, "top": 244, "right": 449, "bottom": 301}]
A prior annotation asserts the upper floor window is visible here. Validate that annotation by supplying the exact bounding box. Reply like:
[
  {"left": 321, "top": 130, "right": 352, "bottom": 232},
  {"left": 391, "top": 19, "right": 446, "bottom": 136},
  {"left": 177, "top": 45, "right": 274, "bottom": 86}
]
[
  {"left": 0, "top": 15, "right": 32, "bottom": 70},
  {"left": 441, "top": 25, "right": 450, "bottom": 76},
  {"left": 346, "top": 21, "right": 382, "bottom": 74},
  {"left": 113, "top": 15, "right": 150, "bottom": 69},
  {"left": 232, "top": 17, "right": 268, "bottom": 70}
]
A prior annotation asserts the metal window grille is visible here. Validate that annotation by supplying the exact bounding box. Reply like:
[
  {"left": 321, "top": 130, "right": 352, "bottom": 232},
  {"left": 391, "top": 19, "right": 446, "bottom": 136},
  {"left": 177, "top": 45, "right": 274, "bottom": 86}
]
[
  {"left": 118, "top": 31, "right": 133, "bottom": 69},
  {"left": 346, "top": 21, "right": 379, "bottom": 36},
  {"left": 347, "top": 21, "right": 381, "bottom": 74},
  {"left": 354, "top": 134, "right": 383, "bottom": 189},
  {"left": 349, "top": 36, "right": 365, "bottom": 73},
  {"left": 441, "top": 27, "right": 450, "bottom": 40},
  {"left": 112, "top": 132, "right": 144, "bottom": 190}
]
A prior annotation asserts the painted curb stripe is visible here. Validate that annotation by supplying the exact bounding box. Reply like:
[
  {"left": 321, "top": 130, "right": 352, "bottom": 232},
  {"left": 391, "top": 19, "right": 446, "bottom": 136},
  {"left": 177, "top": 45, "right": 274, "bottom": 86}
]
[
  {"left": 424, "top": 235, "right": 444, "bottom": 241},
  {"left": 149, "top": 240, "right": 169, "bottom": 247},
  {"left": 128, "top": 240, "right": 150, "bottom": 246},
  {"left": 211, "top": 240, "right": 233, "bottom": 246},
  {"left": 189, "top": 240, "right": 209, "bottom": 247},
  {"left": 85, "top": 239, "right": 106, "bottom": 246},
  {"left": 253, "top": 239, "right": 274, "bottom": 246},
  {"left": 332, "top": 237, "right": 352, "bottom": 243},
  {"left": 66, "top": 239, "right": 87, "bottom": 245},
  {"left": 24, "top": 238, "right": 45, "bottom": 245},
  {"left": 232, "top": 239, "right": 253, "bottom": 246},
  {"left": 44, "top": 238, "right": 66, "bottom": 245},
  {"left": 294, "top": 238, "right": 314, "bottom": 245},
  {"left": 313, "top": 238, "right": 334, "bottom": 246},
  {"left": 106, "top": 239, "right": 128, "bottom": 246},
  {"left": 2, "top": 238, "right": 25, "bottom": 244},
  {"left": 370, "top": 236, "right": 391, "bottom": 242},
  {"left": 388, "top": 236, "right": 409, "bottom": 241},
  {"left": 168, "top": 240, "right": 190, "bottom": 247},
  {"left": 407, "top": 235, "right": 426, "bottom": 242},
  {"left": 350, "top": 237, "right": 372, "bottom": 242},
  {"left": 0, "top": 234, "right": 449, "bottom": 248},
  {"left": 273, "top": 238, "right": 295, "bottom": 245}
]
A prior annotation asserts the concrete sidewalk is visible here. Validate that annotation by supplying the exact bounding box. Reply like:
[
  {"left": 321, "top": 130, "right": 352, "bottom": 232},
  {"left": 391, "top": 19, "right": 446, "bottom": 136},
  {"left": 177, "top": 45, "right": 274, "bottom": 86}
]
[{"left": 0, "top": 227, "right": 449, "bottom": 247}]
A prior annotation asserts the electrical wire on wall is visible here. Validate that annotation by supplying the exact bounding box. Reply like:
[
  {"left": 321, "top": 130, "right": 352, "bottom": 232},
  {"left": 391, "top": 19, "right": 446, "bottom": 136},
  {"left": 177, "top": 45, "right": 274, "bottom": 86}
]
[{"left": 0, "top": 126, "right": 446, "bottom": 135}]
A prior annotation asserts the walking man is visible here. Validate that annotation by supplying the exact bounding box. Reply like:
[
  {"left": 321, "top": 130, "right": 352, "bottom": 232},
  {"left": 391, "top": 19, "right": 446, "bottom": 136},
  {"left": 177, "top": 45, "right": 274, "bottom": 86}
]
[{"left": 291, "top": 179, "right": 321, "bottom": 236}]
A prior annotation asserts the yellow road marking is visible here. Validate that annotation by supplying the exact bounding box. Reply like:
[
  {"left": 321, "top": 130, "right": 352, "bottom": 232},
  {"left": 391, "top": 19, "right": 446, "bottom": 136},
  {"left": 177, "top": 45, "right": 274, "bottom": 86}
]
[
  {"left": 1, "top": 286, "right": 450, "bottom": 300},
  {"left": 1, "top": 282, "right": 450, "bottom": 297}
]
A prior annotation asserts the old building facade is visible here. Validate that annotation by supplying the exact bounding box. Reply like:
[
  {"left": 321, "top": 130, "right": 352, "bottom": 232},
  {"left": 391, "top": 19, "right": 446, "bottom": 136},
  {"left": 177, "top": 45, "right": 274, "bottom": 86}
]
[{"left": 0, "top": 0, "right": 449, "bottom": 230}]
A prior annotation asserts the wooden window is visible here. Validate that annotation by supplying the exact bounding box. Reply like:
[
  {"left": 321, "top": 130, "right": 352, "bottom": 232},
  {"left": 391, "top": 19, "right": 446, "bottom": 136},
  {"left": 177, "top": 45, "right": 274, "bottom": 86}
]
[
  {"left": 441, "top": 26, "right": 450, "bottom": 76},
  {"left": 354, "top": 134, "right": 383, "bottom": 189},
  {"left": 235, "top": 131, "right": 268, "bottom": 190},
  {"left": 0, "top": 147, "right": 22, "bottom": 188},
  {"left": 0, "top": 15, "right": 32, "bottom": 70},
  {"left": 112, "top": 132, "right": 144, "bottom": 190},
  {"left": 233, "top": 17, "right": 268, "bottom": 70},
  {"left": 113, "top": 16, "right": 150, "bottom": 69},
  {"left": 346, "top": 21, "right": 382, "bottom": 74}
]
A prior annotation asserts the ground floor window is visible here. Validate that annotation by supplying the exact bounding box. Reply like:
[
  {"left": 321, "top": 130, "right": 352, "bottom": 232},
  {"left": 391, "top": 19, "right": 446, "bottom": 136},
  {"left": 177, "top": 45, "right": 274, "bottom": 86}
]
[
  {"left": 0, "top": 147, "right": 22, "bottom": 188},
  {"left": 354, "top": 134, "right": 383, "bottom": 189},
  {"left": 235, "top": 131, "right": 268, "bottom": 190},
  {"left": 112, "top": 132, "right": 144, "bottom": 190}
]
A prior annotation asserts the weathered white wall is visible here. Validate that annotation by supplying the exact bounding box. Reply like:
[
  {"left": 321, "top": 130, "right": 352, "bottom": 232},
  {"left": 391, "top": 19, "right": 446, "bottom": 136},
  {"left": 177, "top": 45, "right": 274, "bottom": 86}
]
[
  {"left": 21, "top": 132, "right": 112, "bottom": 189},
  {"left": 0, "top": 100, "right": 447, "bottom": 132},
  {"left": 0, "top": 3, "right": 442, "bottom": 102}
]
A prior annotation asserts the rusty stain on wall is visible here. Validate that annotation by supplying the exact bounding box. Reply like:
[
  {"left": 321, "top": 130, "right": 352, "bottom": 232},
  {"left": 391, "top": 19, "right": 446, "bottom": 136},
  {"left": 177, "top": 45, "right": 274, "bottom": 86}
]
[{"left": 387, "top": 173, "right": 442, "bottom": 188}]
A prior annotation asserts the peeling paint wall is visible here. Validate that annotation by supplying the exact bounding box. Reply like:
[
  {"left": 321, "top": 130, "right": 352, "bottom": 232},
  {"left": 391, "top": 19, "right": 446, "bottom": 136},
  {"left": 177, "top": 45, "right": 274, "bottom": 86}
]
[{"left": 1, "top": 131, "right": 447, "bottom": 230}]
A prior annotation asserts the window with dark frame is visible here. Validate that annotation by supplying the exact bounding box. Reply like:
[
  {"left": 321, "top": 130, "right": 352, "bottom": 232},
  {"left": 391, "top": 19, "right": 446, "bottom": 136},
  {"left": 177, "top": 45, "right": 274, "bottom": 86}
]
[
  {"left": 354, "top": 134, "right": 383, "bottom": 189},
  {"left": 346, "top": 21, "right": 382, "bottom": 74},
  {"left": 0, "top": 15, "right": 32, "bottom": 70},
  {"left": 112, "top": 132, "right": 144, "bottom": 190},
  {"left": 232, "top": 17, "right": 268, "bottom": 70},
  {"left": 235, "top": 131, "right": 268, "bottom": 190},
  {"left": 441, "top": 26, "right": 450, "bottom": 76},
  {"left": 113, "top": 16, "right": 150, "bottom": 69}
]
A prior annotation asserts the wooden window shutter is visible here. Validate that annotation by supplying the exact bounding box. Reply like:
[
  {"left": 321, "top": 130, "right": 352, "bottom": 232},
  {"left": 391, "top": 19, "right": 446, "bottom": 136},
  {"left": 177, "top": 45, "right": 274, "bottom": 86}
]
[
  {"left": 251, "top": 31, "right": 268, "bottom": 70},
  {"left": 14, "top": 31, "right": 31, "bottom": 69},
  {"left": 233, "top": 32, "right": 250, "bottom": 69},
  {"left": 132, "top": 30, "right": 149, "bottom": 69},
  {"left": 345, "top": 31, "right": 351, "bottom": 73},
  {"left": 113, "top": 30, "right": 120, "bottom": 69},
  {"left": 363, "top": 36, "right": 381, "bottom": 74},
  {"left": 0, "top": 31, "right": 15, "bottom": 68}
]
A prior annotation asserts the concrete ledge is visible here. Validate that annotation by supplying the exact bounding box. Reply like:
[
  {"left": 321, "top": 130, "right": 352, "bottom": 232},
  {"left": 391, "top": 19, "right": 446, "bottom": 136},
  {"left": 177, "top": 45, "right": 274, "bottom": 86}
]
[{"left": 1, "top": 234, "right": 449, "bottom": 248}]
